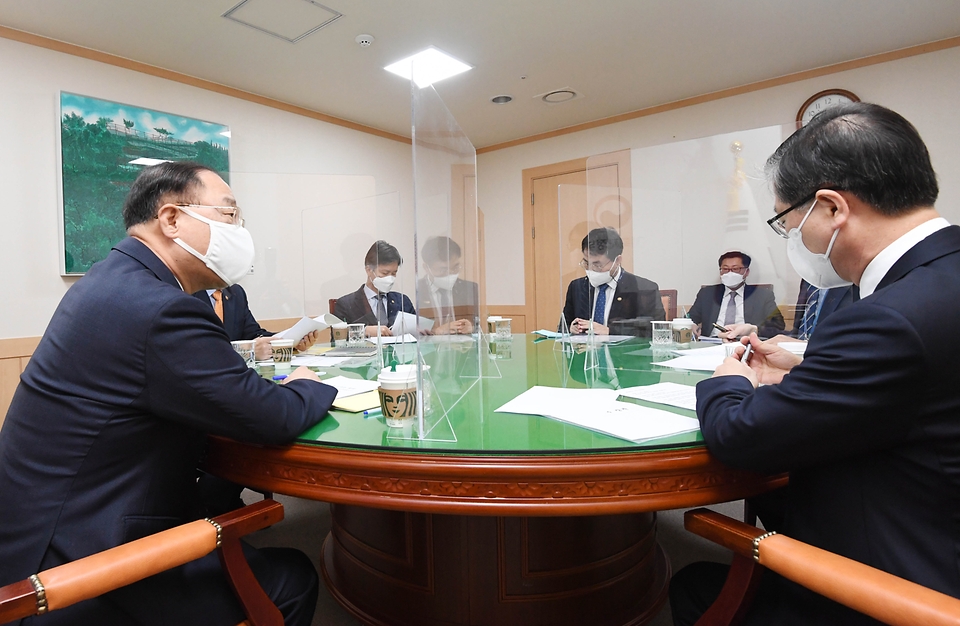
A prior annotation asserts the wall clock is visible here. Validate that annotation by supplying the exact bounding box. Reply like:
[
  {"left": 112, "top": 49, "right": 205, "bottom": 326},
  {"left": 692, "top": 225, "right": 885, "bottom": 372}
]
[{"left": 797, "top": 89, "right": 860, "bottom": 126}]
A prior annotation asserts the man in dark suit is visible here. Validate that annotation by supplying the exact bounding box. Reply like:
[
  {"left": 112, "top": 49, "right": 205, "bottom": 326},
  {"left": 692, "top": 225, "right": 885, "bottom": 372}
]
[
  {"left": 688, "top": 251, "right": 785, "bottom": 340},
  {"left": 561, "top": 227, "right": 665, "bottom": 337},
  {"left": 790, "top": 279, "right": 857, "bottom": 339},
  {"left": 0, "top": 162, "right": 337, "bottom": 625},
  {"left": 672, "top": 103, "right": 960, "bottom": 626},
  {"left": 416, "top": 235, "right": 480, "bottom": 335},
  {"left": 192, "top": 284, "right": 318, "bottom": 360},
  {"left": 335, "top": 240, "right": 416, "bottom": 336}
]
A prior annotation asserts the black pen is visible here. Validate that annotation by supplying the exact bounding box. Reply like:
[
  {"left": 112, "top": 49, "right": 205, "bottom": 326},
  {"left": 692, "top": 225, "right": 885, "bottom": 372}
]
[{"left": 712, "top": 322, "right": 731, "bottom": 334}]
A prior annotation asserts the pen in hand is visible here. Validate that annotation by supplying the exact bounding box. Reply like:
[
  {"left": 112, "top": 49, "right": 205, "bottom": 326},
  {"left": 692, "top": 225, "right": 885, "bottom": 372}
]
[
  {"left": 740, "top": 342, "right": 753, "bottom": 363},
  {"left": 713, "top": 322, "right": 731, "bottom": 334}
]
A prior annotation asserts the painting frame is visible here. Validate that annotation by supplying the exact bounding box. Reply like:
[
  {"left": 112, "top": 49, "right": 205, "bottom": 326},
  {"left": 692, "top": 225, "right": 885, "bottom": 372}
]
[{"left": 57, "top": 92, "right": 231, "bottom": 275}]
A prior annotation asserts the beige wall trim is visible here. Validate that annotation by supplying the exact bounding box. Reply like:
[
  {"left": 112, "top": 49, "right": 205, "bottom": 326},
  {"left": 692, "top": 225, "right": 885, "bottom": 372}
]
[
  {"left": 0, "top": 24, "right": 411, "bottom": 146},
  {"left": 0, "top": 336, "right": 41, "bottom": 359},
  {"left": 477, "top": 35, "right": 960, "bottom": 154}
]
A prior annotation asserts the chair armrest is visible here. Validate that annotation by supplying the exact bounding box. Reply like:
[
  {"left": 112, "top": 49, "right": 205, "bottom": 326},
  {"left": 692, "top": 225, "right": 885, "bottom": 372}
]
[{"left": 685, "top": 508, "right": 960, "bottom": 626}]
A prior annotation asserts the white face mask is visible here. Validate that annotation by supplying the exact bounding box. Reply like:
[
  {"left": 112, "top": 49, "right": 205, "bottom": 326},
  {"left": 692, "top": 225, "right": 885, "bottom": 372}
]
[
  {"left": 431, "top": 273, "right": 458, "bottom": 291},
  {"left": 586, "top": 269, "right": 613, "bottom": 288},
  {"left": 785, "top": 200, "right": 853, "bottom": 290},
  {"left": 720, "top": 271, "right": 745, "bottom": 288},
  {"left": 174, "top": 206, "right": 254, "bottom": 286},
  {"left": 372, "top": 275, "right": 396, "bottom": 293}
]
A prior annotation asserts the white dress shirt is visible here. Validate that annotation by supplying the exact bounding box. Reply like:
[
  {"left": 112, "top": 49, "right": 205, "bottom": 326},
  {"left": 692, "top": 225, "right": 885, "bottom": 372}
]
[
  {"left": 712, "top": 283, "right": 745, "bottom": 335},
  {"left": 859, "top": 217, "right": 950, "bottom": 298},
  {"left": 364, "top": 285, "right": 385, "bottom": 323},
  {"left": 591, "top": 267, "right": 622, "bottom": 325}
]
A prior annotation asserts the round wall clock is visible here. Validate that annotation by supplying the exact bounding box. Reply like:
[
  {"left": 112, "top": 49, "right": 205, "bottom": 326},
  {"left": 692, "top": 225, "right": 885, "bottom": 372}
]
[{"left": 797, "top": 89, "right": 860, "bottom": 126}]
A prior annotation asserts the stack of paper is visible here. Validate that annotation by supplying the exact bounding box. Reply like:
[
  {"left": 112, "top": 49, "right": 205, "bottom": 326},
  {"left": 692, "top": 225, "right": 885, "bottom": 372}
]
[
  {"left": 495, "top": 386, "right": 700, "bottom": 443},
  {"left": 366, "top": 333, "right": 418, "bottom": 345},
  {"left": 320, "top": 375, "right": 380, "bottom": 398},
  {"left": 618, "top": 382, "right": 698, "bottom": 411},
  {"left": 391, "top": 311, "right": 434, "bottom": 336},
  {"left": 276, "top": 313, "right": 343, "bottom": 345}
]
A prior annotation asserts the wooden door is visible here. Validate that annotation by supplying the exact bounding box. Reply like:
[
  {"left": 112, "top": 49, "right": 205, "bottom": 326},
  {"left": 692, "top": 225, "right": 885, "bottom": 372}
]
[{"left": 530, "top": 164, "right": 623, "bottom": 330}]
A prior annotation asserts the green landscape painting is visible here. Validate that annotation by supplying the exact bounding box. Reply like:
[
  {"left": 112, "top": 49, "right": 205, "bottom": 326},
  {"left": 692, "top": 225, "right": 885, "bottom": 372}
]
[{"left": 59, "top": 92, "right": 230, "bottom": 273}]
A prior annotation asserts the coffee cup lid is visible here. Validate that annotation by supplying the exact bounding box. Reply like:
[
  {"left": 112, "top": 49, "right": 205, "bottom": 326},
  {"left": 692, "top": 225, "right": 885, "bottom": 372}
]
[{"left": 378, "top": 363, "right": 428, "bottom": 383}]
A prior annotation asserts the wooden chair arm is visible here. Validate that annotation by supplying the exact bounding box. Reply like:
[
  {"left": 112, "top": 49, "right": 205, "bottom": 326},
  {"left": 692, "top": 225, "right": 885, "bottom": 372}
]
[
  {"left": 685, "top": 508, "right": 960, "bottom": 626},
  {"left": 0, "top": 500, "right": 284, "bottom": 625}
]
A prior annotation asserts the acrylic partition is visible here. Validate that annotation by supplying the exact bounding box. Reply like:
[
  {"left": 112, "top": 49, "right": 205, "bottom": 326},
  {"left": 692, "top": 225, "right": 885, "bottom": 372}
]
[
  {"left": 408, "top": 73, "right": 488, "bottom": 443},
  {"left": 549, "top": 123, "right": 810, "bottom": 379}
]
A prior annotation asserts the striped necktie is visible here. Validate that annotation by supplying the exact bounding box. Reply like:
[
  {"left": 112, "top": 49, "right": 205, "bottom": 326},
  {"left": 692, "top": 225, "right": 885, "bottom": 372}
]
[{"left": 799, "top": 285, "right": 823, "bottom": 340}]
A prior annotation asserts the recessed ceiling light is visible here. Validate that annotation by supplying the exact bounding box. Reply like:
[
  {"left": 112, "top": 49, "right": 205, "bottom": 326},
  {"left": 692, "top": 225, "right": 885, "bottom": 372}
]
[
  {"left": 384, "top": 47, "right": 472, "bottom": 88},
  {"left": 491, "top": 95, "right": 513, "bottom": 104},
  {"left": 129, "top": 157, "right": 171, "bottom": 166}
]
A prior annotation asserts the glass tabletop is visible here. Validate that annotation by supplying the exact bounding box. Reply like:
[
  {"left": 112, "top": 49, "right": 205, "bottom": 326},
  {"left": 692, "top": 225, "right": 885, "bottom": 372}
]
[{"left": 270, "top": 334, "right": 711, "bottom": 455}]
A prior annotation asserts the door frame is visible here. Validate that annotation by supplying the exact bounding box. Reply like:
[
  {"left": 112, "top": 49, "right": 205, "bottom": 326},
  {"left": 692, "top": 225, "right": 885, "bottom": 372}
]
[{"left": 519, "top": 150, "right": 632, "bottom": 328}]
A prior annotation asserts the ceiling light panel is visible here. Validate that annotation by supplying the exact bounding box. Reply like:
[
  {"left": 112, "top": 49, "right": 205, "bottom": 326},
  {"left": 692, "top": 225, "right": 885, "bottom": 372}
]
[
  {"left": 222, "top": 0, "right": 342, "bottom": 44},
  {"left": 384, "top": 47, "right": 472, "bottom": 88}
]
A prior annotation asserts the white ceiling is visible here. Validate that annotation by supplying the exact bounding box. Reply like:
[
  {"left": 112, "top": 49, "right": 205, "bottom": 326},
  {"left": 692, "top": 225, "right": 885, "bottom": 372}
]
[{"left": 2, "top": 0, "right": 959, "bottom": 148}]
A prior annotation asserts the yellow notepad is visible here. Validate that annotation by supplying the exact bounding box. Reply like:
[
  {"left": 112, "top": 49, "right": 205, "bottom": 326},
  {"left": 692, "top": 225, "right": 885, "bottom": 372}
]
[{"left": 332, "top": 390, "right": 381, "bottom": 413}]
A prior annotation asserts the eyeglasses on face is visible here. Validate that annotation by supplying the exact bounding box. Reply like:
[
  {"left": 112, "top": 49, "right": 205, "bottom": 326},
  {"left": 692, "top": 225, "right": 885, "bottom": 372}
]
[
  {"left": 579, "top": 258, "right": 614, "bottom": 272},
  {"left": 176, "top": 204, "right": 244, "bottom": 227},
  {"left": 719, "top": 266, "right": 747, "bottom": 275},
  {"left": 766, "top": 188, "right": 841, "bottom": 238}
]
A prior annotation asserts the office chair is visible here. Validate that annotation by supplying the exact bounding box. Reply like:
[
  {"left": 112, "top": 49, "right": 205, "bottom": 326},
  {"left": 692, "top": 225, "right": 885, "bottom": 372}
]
[
  {"left": 0, "top": 499, "right": 285, "bottom": 626},
  {"left": 660, "top": 289, "right": 678, "bottom": 320},
  {"left": 683, "top": 507, "right": 960, "bottom": 626}
]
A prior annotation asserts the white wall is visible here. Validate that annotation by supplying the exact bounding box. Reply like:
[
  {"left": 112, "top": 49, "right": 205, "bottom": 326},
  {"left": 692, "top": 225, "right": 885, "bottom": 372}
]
[
  {"left": 0, "top": 37, "right": 414, "bottom": 339},
  {"left": 478, "top": 46, "right": 960, "bottom": 306}
]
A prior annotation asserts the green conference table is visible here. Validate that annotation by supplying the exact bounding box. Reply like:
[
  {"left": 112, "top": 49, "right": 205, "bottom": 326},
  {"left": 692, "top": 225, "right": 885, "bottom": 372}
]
[{"left": 204, "top": 334, "right": 785, "bottom": 626}]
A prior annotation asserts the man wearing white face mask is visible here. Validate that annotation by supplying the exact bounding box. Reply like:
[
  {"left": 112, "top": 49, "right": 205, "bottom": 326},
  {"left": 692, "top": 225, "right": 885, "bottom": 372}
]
[
  {"left": 671, "top": 104, "right": 960, "bottom": 626},
  {"left": 0, "top": 162, "right": 336, "bottom": 626},
  {"left": 416, "top": 236, "right": 479, "bottom": 335},
  {"left": 688, "top": 251, "right": 784, "bottom": 340},
  {"left": 335, "top": 240, "right": 417, "bottom": 337},
  {"left": 561, "top": 227, "right": 665, "bottom": 336}
]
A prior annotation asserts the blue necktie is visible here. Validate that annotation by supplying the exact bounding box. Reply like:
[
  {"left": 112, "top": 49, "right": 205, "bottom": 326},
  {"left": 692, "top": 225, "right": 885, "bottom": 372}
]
[
  {"left": 593, "top": 285, "right": 607, "bottom": 324},
  {"left": 799, "top": 285, "right": 822, "bottom": 339}
]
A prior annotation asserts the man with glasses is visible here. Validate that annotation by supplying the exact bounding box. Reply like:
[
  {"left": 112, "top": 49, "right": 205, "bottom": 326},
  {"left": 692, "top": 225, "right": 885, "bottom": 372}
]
[
  {"left": 0, "top": 161, "right": 335, "bottom": 626},
  {"left": 561, "top": 227, "right": 665, "bottom": 336},
  {"left": 671, "top": 103, "right": 960, "bottom": 626},
  {"left": 688, "top": 251, "right": 784, "bottom": 340}
]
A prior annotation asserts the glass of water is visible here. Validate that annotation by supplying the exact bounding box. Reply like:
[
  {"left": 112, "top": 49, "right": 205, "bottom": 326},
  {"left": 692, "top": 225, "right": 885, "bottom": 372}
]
[{"left": 651, "top": 321, "right": 673, "bottom": 345}]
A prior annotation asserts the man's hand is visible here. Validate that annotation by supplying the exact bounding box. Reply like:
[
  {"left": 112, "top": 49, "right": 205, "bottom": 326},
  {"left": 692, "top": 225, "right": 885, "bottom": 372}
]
[
  {"left": 281, "top": 366, "right": 321, "bottom": 384},
  {"left": 434, "top": 318, "right": 474, "bottom": 335},
  {"left": 724, "top": 332, "right": 802, "bottom": 385},
  {"left": 254, "top": 336, "right": 272, "bottom": 361},
  {"left": 295, "top": 330, "right": 319, "bottom": 352},
  {"left": 365, "top": 325, "right": 392, "bottom": 337},
  {"left": 712, "top": 347, "right": 759, "bottom": 388},
  {"left": 571, "top": 318, "right": 609, "bottom": 335},
  {"left": 719, "top": 323, "right": 757, "bottom": 342}
]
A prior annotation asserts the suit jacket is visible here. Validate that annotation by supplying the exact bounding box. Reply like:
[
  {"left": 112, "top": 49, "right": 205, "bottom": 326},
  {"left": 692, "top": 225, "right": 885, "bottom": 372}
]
[
  {"left": 415, "top": 277, "right": 480, "bottom": 322},
  {"left": 696, "top": 226, "right": 960, "bottom": 626},
  {"left": 334, "top": 285, "right": 416, "bottom": 327},
  {"left": 688, "top": 284, "right": 785, "bottom": 339},
  {"left": 192, "top": 284, "right": 274, "bottom": 342},
  {"left": 561, "top": 270, "right": 665, "bottom": 337},
  {"left": 0, "top": 238, "right": 337, "bottom": 598},
  {"left": 789, "top": 279, "right": 857, "bottom": 338}
]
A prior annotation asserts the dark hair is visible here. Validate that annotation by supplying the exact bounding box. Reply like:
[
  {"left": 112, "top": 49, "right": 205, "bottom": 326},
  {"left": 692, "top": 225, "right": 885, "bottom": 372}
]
[
  {"left": 421, "top": 236, "right": 462, "bottom": 264},
  {"left": 581, "top": 227, "right": 623, "bottom": 260},
  {"left": 718, "top": 251, "right": 751, "bottom": 268},
  {"left": 364, "top": 240, "right": 402, "bottom": 268},
  {"left": 122, "top": 161, "right": 216, "bottom": 229},
  {"left": 766, "top": 102, "right": 938, "bottom": 215}
]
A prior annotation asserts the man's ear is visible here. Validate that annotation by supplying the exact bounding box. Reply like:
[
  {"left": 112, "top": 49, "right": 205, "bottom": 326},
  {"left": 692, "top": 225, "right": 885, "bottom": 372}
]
[
  {"left": 817, "top": 189, "right": 850, "bottom": 228},
  {"left": 155, "top": 204, "right": 181, "bottom": 239}
]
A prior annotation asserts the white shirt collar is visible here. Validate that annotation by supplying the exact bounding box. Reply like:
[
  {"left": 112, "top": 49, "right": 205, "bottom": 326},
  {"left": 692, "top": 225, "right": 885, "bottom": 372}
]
[
  {"left": 859, "top": 217, "right": 950, "bottom": 298},
  {"left": 363, "top": 285, "right": 379, "bottom": 300}
]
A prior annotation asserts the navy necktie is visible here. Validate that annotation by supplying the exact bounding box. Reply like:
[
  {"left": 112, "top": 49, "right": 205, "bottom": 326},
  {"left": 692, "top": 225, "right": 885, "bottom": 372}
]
[
  {"left": 593, "top": 285, "right": 607, "bottom": 324},
  {"left": 799, "top": 285, "right": 823, "bottom": 339}
]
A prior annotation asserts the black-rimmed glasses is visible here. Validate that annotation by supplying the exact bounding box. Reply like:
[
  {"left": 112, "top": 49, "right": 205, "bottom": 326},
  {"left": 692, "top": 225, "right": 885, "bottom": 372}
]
[{"left": 766, "top": 193, "right": 817, "bottom": 238}]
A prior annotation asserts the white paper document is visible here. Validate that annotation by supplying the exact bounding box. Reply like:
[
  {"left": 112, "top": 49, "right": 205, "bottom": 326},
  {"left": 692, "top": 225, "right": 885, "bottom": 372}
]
[
  {"left": 652, "top": 354, "right": 725, "bottom": 372},
  {"left": 618, "top": 382, "right": 698, "bottom": 411},
  {"left": 318, "top": 375, "right": 380, "bottom": 398},
  {"left": 778, "top": 341, "right": 807, "bottom": 355},
  {"left": 276, "top": 313, "right": 343, "bottom": 345},
  {"left": 533, "top": 329, "right": 563, "bottom": 338},
  {"left": 290, "top": 354, "right": 356, "bottom": 367},
  {"left": 560, "top": 334, "right": 633, "bottom": 344},
  {"left": 390, "top": 311, "right": 435, "bottom": 336},
  {"left": 495, "top": 386, "right": 700, "bottom": 443},
  {"left": 367, "top": 333, "right": 418, "bottom": 345}
]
